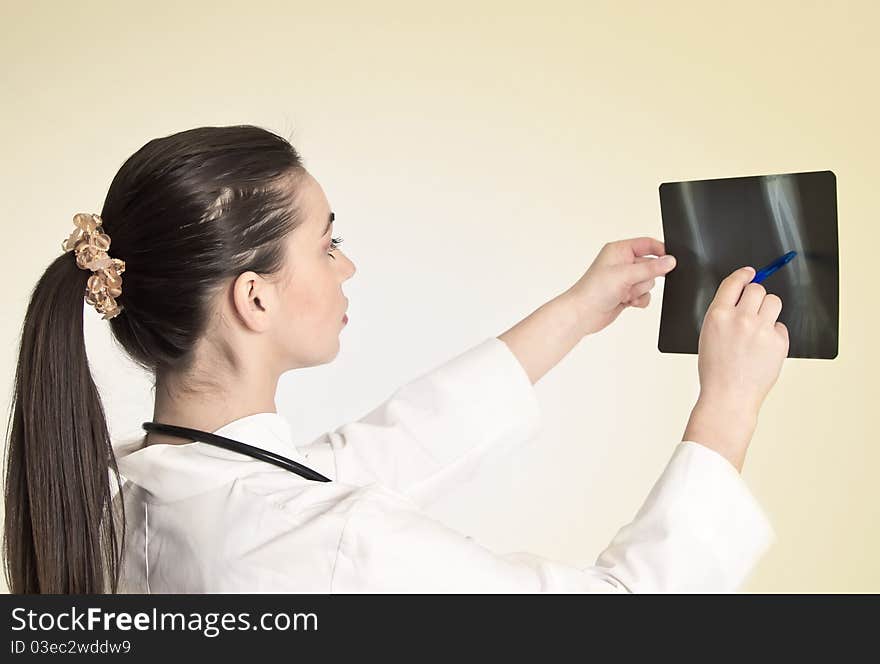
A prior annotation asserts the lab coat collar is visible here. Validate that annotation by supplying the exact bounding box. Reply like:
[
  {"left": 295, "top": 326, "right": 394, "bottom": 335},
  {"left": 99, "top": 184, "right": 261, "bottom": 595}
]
[{"left": 113, "top": 412, "right": 306, "bottom": 501}]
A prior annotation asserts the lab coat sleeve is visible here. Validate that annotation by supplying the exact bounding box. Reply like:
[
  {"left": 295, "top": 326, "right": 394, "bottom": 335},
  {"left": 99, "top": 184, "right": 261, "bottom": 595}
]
[
  {"left": 330, "top": 441, "right": 774, "bottom": 593},
  {"left": 298, "top": 336, "right": 542, "bottom": 508},
  {"left": 590, "top": 440, "right": 775, "bottom": 592}
]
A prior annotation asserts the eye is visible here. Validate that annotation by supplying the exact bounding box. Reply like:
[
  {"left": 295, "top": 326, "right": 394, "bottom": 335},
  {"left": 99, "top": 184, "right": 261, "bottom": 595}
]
[{"left": 327, "top": 236, "right": 344, "bottom": 259}]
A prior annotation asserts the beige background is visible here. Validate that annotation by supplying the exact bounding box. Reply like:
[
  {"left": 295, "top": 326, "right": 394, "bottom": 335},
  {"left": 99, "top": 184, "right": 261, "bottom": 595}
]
[{"left": 1, "top": 0, "right": 877, "bottom": 593}]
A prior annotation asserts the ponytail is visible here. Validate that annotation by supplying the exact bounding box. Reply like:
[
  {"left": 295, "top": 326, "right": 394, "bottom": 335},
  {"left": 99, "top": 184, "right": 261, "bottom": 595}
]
[{"left": 3, "top": 253, "right": 124, "bottom": 593}]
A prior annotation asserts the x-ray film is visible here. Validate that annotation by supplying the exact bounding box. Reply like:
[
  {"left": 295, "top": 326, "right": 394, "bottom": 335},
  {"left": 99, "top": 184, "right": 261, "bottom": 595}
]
[{"left": 658, "top": 170, "right": 838, "bottom": 359}]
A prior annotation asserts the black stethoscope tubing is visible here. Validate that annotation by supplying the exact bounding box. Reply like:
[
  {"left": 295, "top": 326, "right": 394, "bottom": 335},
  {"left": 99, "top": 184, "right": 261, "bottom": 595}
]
[{"left": 141, "top": 421, "right": 332, "bottom": 482}]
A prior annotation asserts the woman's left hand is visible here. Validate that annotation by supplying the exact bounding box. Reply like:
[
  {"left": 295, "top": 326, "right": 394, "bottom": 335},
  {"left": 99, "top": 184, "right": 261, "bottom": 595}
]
[{"left": 563, "top": 237, "right": 677, "bottom": 337}]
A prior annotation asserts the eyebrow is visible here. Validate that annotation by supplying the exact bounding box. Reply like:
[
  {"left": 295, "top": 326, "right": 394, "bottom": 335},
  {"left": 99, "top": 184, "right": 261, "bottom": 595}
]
[{"left": 322, "top": 212, "right": 335, "bottom": 237}]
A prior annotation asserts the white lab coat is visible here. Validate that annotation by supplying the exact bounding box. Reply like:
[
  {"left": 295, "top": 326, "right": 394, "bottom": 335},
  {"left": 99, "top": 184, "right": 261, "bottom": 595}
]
[{"left": 111, "top": 336, "right": 774, "bottom": 593}]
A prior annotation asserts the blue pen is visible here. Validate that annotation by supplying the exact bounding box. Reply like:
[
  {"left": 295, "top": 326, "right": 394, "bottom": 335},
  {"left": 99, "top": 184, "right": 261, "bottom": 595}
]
[{"left": 750, "top": 251, "right": 798, "bottom": 284}]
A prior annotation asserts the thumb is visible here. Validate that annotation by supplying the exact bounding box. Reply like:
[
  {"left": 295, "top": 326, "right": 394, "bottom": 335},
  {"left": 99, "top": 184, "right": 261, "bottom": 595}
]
[{"left": 622, "top": 254, "right": 676, "bottom": 284}]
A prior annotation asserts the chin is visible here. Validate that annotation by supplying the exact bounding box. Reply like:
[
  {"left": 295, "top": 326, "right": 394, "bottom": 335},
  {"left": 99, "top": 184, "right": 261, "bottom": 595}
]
[
  {"left": 285, "top": 339, "right": 341, "bottom": 370},
  {"left": 323, "top": 337, "right": 342, "bottom": 362}
]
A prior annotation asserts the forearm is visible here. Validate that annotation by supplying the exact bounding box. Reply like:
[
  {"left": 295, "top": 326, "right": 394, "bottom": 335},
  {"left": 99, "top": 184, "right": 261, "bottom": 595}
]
[
  {"left": 497, "top": 292, "right": 585, "bottom": 385},
  {"left": 682, "top": 397, "right": 759, "bottom": 473}
]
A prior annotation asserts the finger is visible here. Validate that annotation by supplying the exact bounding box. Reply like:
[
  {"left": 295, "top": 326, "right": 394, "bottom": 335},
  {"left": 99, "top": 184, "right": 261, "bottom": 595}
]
[
  {"left": 737, "top": 282, "right": 767, "bottom": 315},
  {"left": 775, "top": 321, "right": 789, "bottom": 345},
  {"left": 614, "top": 236, "right": 666, "bottom": 259},
  {"left": 609, "top": 301, "right": 627, "bottom": 318},
  {"left": 626, "top": 292, "right": 651, "bottom": 308},
  {"left": 623, "top": 254, "right": 676, "bottom": 284},
  {"left": 758, "top": 293, "right": 783, "bottom": 325},
  {"left": 628, "top": 277, "right": 656, "bottom": 300},
  {"left": 711, "top": 266, "right": 756, "bottom": 309}
]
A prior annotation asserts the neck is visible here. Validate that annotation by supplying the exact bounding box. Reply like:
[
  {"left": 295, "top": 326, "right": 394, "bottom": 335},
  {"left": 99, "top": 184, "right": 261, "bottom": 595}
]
[{"left": 146, "top": 366, "right": 281, "bottom": 447}]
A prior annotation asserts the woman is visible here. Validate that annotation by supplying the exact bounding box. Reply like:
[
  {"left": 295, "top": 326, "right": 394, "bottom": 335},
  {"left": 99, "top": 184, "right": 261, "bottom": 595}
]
[{"left": 3, "top": 125, "right": 787, "bottom": 593}]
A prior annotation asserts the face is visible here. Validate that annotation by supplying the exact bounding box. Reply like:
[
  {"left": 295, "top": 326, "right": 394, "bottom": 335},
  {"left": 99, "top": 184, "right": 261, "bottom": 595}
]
[{"left": 267, "top": 170, "right": 356, "bottom": 369}]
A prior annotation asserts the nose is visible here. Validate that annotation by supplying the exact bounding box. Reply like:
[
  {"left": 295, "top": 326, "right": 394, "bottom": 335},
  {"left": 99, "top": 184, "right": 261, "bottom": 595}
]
[{"left": 341, "top": 252, "right": 356, "bottom": 280}]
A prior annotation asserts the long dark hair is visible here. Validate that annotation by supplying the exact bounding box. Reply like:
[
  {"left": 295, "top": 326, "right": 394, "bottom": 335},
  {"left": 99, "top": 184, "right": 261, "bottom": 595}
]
[{"left": 4, "top": 125, "right": 307, "bottom": 593}]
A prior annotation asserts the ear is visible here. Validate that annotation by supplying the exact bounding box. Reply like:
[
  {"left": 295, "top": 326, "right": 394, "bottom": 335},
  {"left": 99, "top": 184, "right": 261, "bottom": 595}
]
[{"left": 231, "top": 271, "right": 274, "bottom": 333}]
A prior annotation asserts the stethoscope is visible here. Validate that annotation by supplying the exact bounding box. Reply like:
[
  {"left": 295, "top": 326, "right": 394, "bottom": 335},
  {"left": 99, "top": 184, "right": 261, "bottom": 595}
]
[{"left": 141, "top": 421, "right": 332, "bottom": 482}]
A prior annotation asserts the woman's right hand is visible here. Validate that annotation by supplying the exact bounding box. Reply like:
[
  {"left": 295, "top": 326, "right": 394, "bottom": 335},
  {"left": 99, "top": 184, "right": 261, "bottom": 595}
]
[
  {"left": 683, "top": 266, "right": 790, "bottom": 471},
  {"left": 698, "top": 266, "right": 790, "bottom": 413}
]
